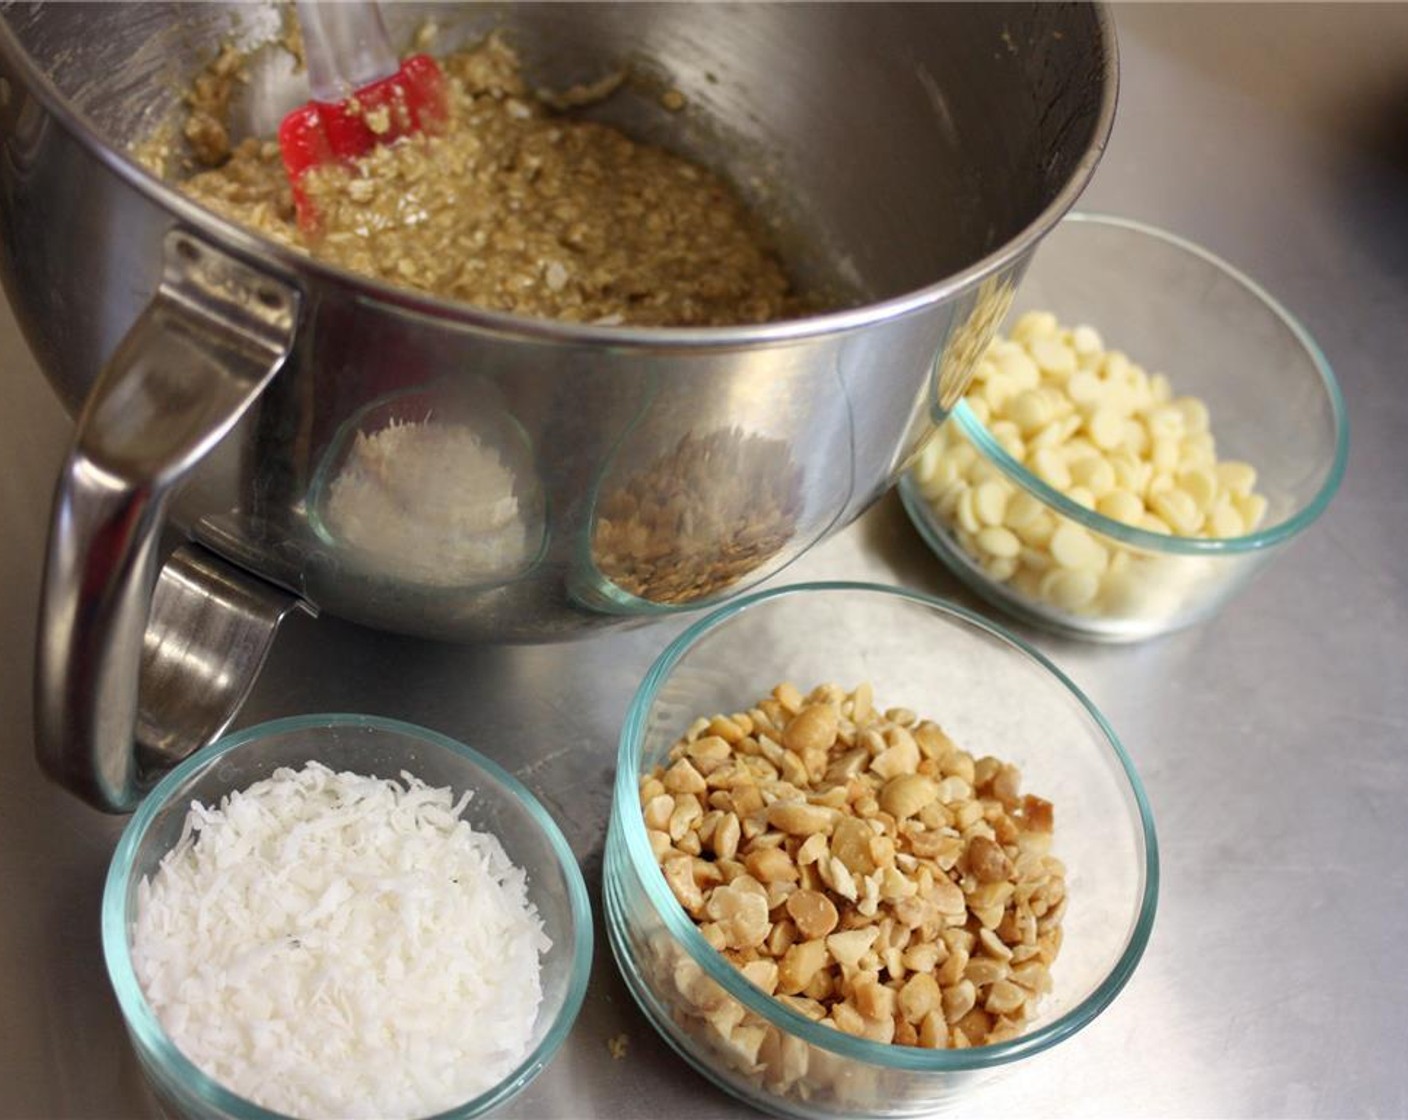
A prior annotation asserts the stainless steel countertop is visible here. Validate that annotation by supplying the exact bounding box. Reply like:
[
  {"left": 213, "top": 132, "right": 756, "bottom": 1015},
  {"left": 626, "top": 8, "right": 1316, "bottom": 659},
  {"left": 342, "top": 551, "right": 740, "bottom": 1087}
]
[{"left": 3, "top": 5, "right": 1406, "bottom": 1117}]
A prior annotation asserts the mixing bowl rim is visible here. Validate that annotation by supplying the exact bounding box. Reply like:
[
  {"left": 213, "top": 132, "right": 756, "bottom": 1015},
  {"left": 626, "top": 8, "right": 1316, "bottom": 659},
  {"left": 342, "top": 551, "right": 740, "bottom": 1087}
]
[
  {"left": 0, "top": 7, "right": 1117, "bottom": 348},
  {"left": 101, "top": 712, "right": 594, "bottom": 1120},
  {"left": 924, "top": 211, "right": 1350, "bottom": 557},
  {"left": 612, "top": 580, "right": 1160, "bottom": 1073}
]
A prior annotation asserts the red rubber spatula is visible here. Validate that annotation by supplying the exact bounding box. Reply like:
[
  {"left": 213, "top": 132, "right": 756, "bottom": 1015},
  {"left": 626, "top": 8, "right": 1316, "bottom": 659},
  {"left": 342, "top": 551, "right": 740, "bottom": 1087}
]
[{"left": 278, "top": 0, "right": 448, "bottom": 229}]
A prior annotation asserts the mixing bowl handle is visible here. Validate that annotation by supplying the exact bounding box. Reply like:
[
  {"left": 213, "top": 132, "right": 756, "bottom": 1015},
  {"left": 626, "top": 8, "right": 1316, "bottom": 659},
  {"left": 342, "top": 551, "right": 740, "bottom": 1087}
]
[{"left": 35, "top": 230, "right": 303, "bottom": 812}]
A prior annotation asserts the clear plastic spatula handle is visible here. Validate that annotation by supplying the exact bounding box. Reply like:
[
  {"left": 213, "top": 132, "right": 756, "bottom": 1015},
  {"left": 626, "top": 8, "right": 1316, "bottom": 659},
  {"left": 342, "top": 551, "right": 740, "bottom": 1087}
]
[{"left": 295, "top": 0, "right": 399, "bottom": 103}]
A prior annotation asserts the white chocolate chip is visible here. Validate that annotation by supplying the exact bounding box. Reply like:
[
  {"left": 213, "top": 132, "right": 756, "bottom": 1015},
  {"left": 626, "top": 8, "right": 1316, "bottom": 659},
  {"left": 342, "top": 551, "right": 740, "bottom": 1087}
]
[
  {"left": 1039, "top": 567, "right": 1099, "bottom": 611},
  {"left": 1086, "top": 407, "right": 1125, "bottom": 451},
  {"left": 1177, "top": 466, "right": 1218, "bottom": 512},
  {"left": 1234, "top": 491, "right": 1269, "bottom": 530},
  {"left": 1150, "top": 489, "right": 1202, "bottom": 536},
  {"left": 1216, "top": 460, "right": 1258, "bottom": 496},
  {"left": 1050, "top": 523, "right": 1107, "bottom": 572},
  {"left": 1174, "top": 396, "right": 1210, "bottom": 436},
  {"left": 1008, "top": 390, "right": 1053, "bottom": 435},
  {"left": 1145, "top": 406, "right": 1185, "bottom": 441},
  {"left": 1030, "top": 446, "right": 1071, "bottom": 490},
  {"left": 1069, "top": 455, "right": 1115, "bottom": 497},
  {"left": 1208, "top": 501, "right": 1245, "bottom": 539},
  {"left": 1066, "top": 369, "right": 1103, "bottom": 408},
  {"left": 975, "top": 526, "right": 1021, "bottom": 559},
  {"left": 1066, "top": 486, "right": 1096, "bottom": 511},
  {"left": 994, "top": 345, "right": 1041, "bottom": 390},
  {"left": 1071, "top": 324, "right": 1103, "bottom": 356},
  {"left": 1011, "top": 309, "right": 1059, "bottom": 342},
  {"left": 1003, "top": 490, "right": 1046, "bottom": 531},
  {"left": 955, "top": 488, "right": 982, "bottom": 534},
  {"left": 1029, "top": 337, "right": 1076, "bottom": 378},
  {"left": 973, "top": 480, "right": 1010, "bottom": 527},
  {"left": 1095, "top": 488, "right": 1143, "bottom": 526}
]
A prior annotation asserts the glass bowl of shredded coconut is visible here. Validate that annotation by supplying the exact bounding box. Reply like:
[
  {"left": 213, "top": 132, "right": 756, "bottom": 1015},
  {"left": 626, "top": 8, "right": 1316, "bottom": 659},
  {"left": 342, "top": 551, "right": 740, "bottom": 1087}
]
[{"left": 102, "top": 714, "right": 592, "bottom": 1120}]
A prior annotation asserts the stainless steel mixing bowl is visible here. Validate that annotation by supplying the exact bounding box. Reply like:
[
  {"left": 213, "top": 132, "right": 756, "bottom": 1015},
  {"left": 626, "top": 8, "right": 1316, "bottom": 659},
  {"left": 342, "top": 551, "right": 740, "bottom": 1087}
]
[{"left": 0, "top": 2, "right": 1117, "bottom": 810}]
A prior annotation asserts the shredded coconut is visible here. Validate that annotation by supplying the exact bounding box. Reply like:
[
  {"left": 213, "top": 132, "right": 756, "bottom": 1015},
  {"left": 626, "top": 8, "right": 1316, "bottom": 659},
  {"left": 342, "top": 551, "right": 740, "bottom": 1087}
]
[{"left": 131, "top": 761, "right": 550, "bottom": 1120}]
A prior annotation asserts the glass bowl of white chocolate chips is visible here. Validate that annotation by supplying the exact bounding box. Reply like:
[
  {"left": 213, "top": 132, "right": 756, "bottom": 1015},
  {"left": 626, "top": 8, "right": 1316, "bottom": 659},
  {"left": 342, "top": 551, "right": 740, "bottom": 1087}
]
[{"left": 901, "top": 213, "right": 1349, "bottom": 641}]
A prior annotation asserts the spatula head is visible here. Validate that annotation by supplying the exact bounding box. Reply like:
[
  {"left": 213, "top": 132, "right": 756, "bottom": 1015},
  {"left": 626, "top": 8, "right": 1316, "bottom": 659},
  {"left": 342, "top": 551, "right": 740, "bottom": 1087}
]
[{"left": 279, "top": 53, "right": 449, "bottom": 229}]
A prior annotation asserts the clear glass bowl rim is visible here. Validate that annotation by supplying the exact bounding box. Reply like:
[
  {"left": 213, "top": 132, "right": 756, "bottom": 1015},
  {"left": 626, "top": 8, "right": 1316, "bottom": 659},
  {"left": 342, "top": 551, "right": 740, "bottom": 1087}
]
[
  {"left": 924, "top": 211, "right": 1350, "bottom": 557},
  {"left": 613, "top": 580, "right": 1160, "bottom": 1072},
  {"left": 102, "top": 712, "right": 595, "bottom": 1120}
]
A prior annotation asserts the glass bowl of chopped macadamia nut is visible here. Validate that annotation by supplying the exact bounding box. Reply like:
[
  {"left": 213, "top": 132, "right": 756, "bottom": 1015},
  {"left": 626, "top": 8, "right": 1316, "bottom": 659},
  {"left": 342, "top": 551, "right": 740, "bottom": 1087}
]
[
  {"left": 901, "top": 213, "right": 1349, "bottom": 641},
  {"left": 102, "top": 715, "right": 592, "bottom": 1120},
  {"left": 603, "top": 582, "right": 1158, "bottom": 1118}
]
